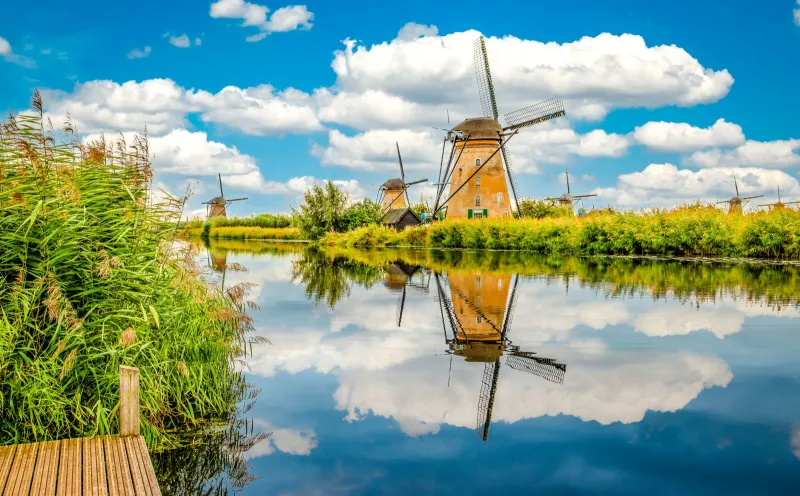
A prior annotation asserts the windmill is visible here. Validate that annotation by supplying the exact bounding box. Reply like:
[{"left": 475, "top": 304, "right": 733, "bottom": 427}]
[
  {"left": 434, "top": 271, "right": 567, "bottom": 441},
  {"left": 545, "top": 170, "right": 597, "bottom": 214},
  {"left": 202, "top": 173, "right": 248, "bottom": 219},
  {"left": 716, "top": 177, "right": 763, "bottom": 215},
  {"left": 377, "top": 142, "right": 428, "bottom": 212},
  {"left": 756, "top": 186, "right": 800, "bottom": 211},
  {"left": 432, "top": 35, "right": 566, "bottom": 220},
  {"left": 387, "top": 261, "right": 431, "bottom": 327}
]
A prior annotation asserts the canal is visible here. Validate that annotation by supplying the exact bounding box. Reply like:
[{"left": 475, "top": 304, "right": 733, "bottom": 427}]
[{"left": 161, "top": 238, "right": 800, "bottom": 495}]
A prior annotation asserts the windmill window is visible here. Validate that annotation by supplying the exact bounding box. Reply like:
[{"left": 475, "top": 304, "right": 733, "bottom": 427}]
[
  {"left": 476, "top": 176, "right": 481, "bottom": 186},
  {"left": 475, "top": 158, "right": 481, "bottom": 166},
  {"left": 497, "top": 193, "right": 503, "bottom": 204},
  {"left": 476, "top": 276, "right": 482, "bottom": 288},
  {"left": 476, "top": 316, "right": 483, "bottom": 324},
  {"left": 476, "top": 295, "right": 482, "bottom": 306},
  {"left": 497, "top": 279, "right": 503, "bottom": 290},
  {"left": 475, "top": 196, "right": 481, "bottom": 206}
]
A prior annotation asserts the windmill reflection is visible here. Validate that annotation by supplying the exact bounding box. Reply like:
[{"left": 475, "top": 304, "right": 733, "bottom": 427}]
[
  {"left": 433, "top": 271, "right": 567, "bottom": 442},
  {"left": 386, "top": 260, "right": 431, "bottom": 326}
]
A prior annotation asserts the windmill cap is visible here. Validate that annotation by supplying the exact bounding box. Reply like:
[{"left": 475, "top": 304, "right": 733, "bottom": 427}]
[
  {"left": 209, "top": 196, "right": 226, "bottom": 204},
  {"left": 451, "top": 117, "right": 502, "bottom": 140},
  {"left": 381, "top": 178, "right": 405, "bottom": 190}
]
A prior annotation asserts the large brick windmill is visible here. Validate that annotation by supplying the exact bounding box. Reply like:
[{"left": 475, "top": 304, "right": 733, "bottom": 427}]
[
  {"left": 717, "top": 177, "right": 762, "bottom": 215},
  {"left": 432, "top": 36, "right": 567, "bottom": 220}
]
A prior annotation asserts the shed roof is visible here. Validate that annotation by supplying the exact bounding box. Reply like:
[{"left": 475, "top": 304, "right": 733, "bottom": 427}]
[
  {"left": 380, "top": 207, "right": 421, "bottom": 226},
  {"left": 452, "top": 117, "right": 503, "bottom": 140}
]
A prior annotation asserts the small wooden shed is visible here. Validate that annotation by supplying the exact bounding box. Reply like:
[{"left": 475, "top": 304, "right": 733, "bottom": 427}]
[{"left": 380, "top": 207, "right": 422, "bottom": 231}]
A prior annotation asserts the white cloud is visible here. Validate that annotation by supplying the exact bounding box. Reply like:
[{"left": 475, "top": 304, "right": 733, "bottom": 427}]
[
  {"left": 195, "top": 37, "right": 202, "bottom": 46},
  {"left": 327, "top": 31, "right": 733, "bottom": 128},
  {"left": 127, "top": 46, "right": 152, "bottom": 59},
  {"left": 684, "top": 139, "right": 800, "bottom": 168},
  {"left": 244, "top": 420, "right": 317, "bottom": 459},
  {"left": 633, "top": 119, "right": 745, "bottom": 152},
  {"left": 189, "top": 84, "right": 322, "bottom": 135},
  {"left": 210, "top": 0, "right": 313, "bottom": 41},
  {"left": 167, "top": 33, "right": 191, "bottom": 48},
  {"left": 396, "top": 22, "right": 438, "bottom": 41},
  {"left": 0, "top": 36, "right": 12, "bottom": 57},
  {"left": 594, "top": 164, "right": 800, "bottom": 208},
  {"left": 795, "top": 1, "right": 800, "bottom": 26}
]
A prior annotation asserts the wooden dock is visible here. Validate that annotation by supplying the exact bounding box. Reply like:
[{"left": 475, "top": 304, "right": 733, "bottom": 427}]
[
  {"left": 0, "top": 435, "right": 160, "bottom": 495},
  {"left": 0, "top": 367, "right": 161, "bottom": 495}
]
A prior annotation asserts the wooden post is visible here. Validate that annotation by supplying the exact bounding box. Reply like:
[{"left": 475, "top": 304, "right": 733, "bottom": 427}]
[{"left": 119, "top": 366, "right": 140, "bottom": 437}]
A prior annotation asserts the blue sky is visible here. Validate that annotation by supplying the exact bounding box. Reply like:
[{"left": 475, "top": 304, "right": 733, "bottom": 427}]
[{"left": 2, "top": 0, "right": 799, "bottom": 217}]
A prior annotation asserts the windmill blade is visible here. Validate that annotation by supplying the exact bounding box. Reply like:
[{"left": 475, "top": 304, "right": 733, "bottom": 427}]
[
  {"left": 716, "top": 200, "right": 732, "bottom": 204},
  {"left": 734, "top": 177, "right": 739, "bottom": 197},
  {"left": 405, "top": 178, "right": 429, "bottom": 187},
  {"left": 500, "top": 145, "right": 520, "bottom": 212},
  {"left": 503, "top": 99, "right": 566, "bottom": 132},
  {"left": 573, "top": 194, "right": 598, "bottom": 199},
  {"left": 396, "top": 142, "right": 410, "bottom": 205},
  {"left": 474, "top": 36, "right": 499, "bottom": 121},
  {"left": 742, "top": 195, "right": 764, "bottom": 200},
  {"left": 476, "top": 359, "right": 500, "bottom": 442},
  {"left": 782, "top": 200, "right": 800, "bottom": 205},
  {"left": 565, "top": 170, "right": 570, "bottom": 195},
  {"left": 396, "top": 284, "right": 406, "bottom": 327},
  {"left": 226, "top": 197, "right": 248, "bottom": 202},
  {"left": 505, "top": 353, "right": 566, "bottom": 385},
  {"left": 500, "top": 274, "right": 520, "bottom": 338},
  {"left": 218, "top": 173, "right": 224, "bottom": 197}
]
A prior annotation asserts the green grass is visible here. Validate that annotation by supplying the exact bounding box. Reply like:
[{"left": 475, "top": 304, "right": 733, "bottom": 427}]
[
  {"left": 321, "top": 204, "right": 800, "bottom": 259},
  {"left": 183, "top": 213, "right": 292, "bottom": 230},
  {"left": 184, "top": 225, "right": 303, "bottom": 241},
  {"left": 0, "top": 93, "right": 256, "bottom": 449}
]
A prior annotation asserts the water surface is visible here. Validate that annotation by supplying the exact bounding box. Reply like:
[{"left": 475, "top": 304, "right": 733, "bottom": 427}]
[{"left": 167, "top": 239, "right": 800, "bottom": 495}]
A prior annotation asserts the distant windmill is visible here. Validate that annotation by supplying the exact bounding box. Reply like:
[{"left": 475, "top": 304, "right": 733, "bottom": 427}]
[
  {"left": 434, "top": 272, "right": 566, "bottom": 442},
  {"left": 545, "top": 170, "right": 597, "bottom": 213},
  {"left": 202, "top": 174, "right": 248, "bottom": 219},
  {"left": 377, "top": 142, "right": 428, "bottom": 212},
  {"left": 386, "top": 261, "right": 431, "bottom": 327},
  {"left": 716, "top": 177, "right": 762, "bottom": 215},
  {"left": 756, "top": 186, "right": 800, "bottom": 211}
]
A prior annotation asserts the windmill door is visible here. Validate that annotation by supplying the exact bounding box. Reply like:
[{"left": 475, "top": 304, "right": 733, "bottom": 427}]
[{"left": 468, "top": 209, "right": 489, "bottom": 219}]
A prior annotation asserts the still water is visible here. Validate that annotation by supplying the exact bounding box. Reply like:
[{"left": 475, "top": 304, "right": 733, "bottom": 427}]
[{"left": 165, "top": 239, "right": 800, "bottom": 495}]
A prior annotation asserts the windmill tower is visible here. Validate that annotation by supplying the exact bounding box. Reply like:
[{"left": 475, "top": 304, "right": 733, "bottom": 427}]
[
  {"left": 202, "top": 174, "right": 248, "bottom": 219},
  {"left": 545, "top": 170, "right": 597, "bottom": 215},
  {"left": 716, "top": 177, "right": 762, "bottom": 215},
  {"left": 385, "top": 261, "right": 431, "bottom": 327},
  {"left": 432, "top": 36, "right": 566, "bottom": 220},
  {"left": 377, "top": 142, "right": 428, "bottom": 211},
  {"left": 757, "top": 186, "right": 800, "bottom": 212},
  {"left": 434, "top": 271, "right": 566, "bottom": 441}
]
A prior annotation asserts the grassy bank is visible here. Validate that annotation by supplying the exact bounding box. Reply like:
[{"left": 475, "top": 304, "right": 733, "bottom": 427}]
[
  {"left": 184, "top": 225, "right": 302, "bottom": 241},
  {"left": 321, "top": 204, "right": 800, "bottom": 259},
  {"left": 184, "top": 213, "right": 291, "bottom": 230},
  {"left": 0, "top": 96, "right": 255, "bottom": 448}
]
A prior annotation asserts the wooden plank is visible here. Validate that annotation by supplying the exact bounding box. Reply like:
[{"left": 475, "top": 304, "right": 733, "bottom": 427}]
[
  {"left": 104, "top": 437, "right": 134, "bottom": 496},
  {"left": 82, "top": 437, "right": 109, "bottom": 496},
  {"left": 133, "top": 437, "right": 160, "bottom": 496},
  {"left": 123, "top": 437, "right": 149, "bottom": 496},
  {"left": 0, "top": 446, "right": 16, "bottom": 494},
  {"left": 5, "top": 440, "right": 38, "bottom": 496},
  {"left": 56, "top": 438, "right": 81, "bottom": 496},
  {"left": 119, "top": 367, "right": 140, "bottom": 437},
  {"left": 29, "top": 440, "right": 59, "bottom": 495}
]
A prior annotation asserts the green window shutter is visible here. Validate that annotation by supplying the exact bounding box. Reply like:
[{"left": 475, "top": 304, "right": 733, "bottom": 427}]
[
  {"left": 483, "top": 209, "right": 488, "bottom": 218},
  {"left": 467, "top": 209, "right": 473, "bottom": 219}
]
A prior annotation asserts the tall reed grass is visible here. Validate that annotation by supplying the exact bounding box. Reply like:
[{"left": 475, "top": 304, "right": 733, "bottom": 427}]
[
  {"left": 322, "top": 204, "right": 800, "bottom": 259},
  {"left": 183, "top": 213, "right": 292, "bottom": 230},
  {"left": 0, "top": 93, "right": 256, "bottom": 448}
]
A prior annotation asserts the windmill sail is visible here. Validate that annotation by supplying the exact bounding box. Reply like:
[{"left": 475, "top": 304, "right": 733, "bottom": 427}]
[
  {"left": 505, "top": 353, "right": 567, "bottom": 384},
  {"left": 503, "top": 99, "right": 566, "bottom": 132},
  {"left": 476, "top": 359, "right": 500, "bottom": 441},
  {"left": 474, "top": 36, "right": 499, "bottom": 121}
]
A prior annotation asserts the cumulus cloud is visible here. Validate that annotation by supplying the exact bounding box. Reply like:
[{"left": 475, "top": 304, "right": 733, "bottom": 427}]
[
  {"left": 127, "top": 46, "right": 152, "bottom": 59},
  {"left": 38, "top": 79, "right": 321, "bottom": 137},
  {"left": 166, "top": 33, "right": 191, "bottom": 48},
  {"left": 396, "top": 22, "right": 438, "bottom": 41},
  {"left": 244, "top": 420, "right": 318, "bottom": 459},
  {"left": 0, "top": 36, "right": 12, "bottom": 57},
  {"left": 327, "top": 31, "right": 733, "bottom": 127},
  {"left": 684, "top": 139, "right": 800, "bottom": 168},
  {"left": 0, "top": 36, "right": 35, "bottom": 68},
  {"left": 633, "top": 119, "right": 745, "bottom": 152},
  {"left": 209, "top": 0, "right": 313, "bottom": 41},
  {"left": 593, "top": 164, "right": 800, "bottom": 208},
  {"left": 795, "top": 1, "right": 800, "bottom": 26}
]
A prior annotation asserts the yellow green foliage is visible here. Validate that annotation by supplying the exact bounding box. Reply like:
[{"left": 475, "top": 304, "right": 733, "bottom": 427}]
[
  {"left": 185, "top": 226, "right": 302, "bottom": 241},
  {"left": 322, "top": 204, "right": 800, "bottom": 259}
]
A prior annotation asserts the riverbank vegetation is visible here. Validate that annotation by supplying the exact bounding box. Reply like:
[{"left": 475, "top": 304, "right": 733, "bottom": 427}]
[
  {"left": 0, "top": 94, "right": 256, "bottom": 449},
  {"left": 184, "top": 225, "right": 302, "bottom": 241},
  {"left": 321, "top": 204, "right": 800, "bottom": 260}
]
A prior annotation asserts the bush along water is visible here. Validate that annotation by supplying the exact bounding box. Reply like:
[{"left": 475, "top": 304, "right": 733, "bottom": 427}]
[
  {"left": 321, "top": 203, "right": 800, "bottom": 259},
  {"left": 0, "top": 93, "right": 258, "bottom": 449}
]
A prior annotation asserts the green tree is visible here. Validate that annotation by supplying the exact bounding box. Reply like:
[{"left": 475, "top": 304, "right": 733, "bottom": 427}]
[
  {"left": 518, "top": 198, "right": 572, "bottom": 219},
  {"left": 292, "top": 181, "right": 350, "bottom": 239},
  {"left": 341, "top": 199, "right": 383, "bottom": 232}
]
